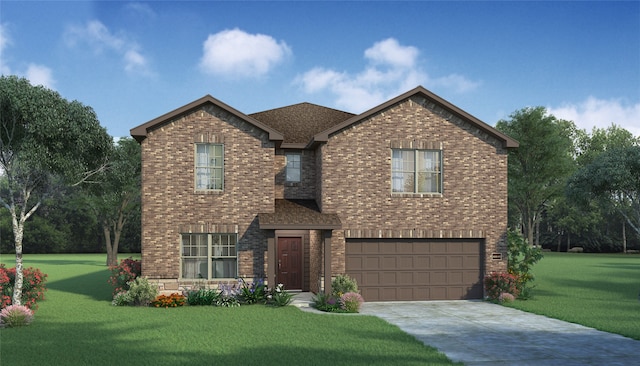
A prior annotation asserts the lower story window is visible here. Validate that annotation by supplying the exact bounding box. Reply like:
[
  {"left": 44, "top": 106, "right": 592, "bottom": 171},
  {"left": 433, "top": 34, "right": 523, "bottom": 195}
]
[{"left": 181, "top": 233, "right": 237, "bottom": 279}]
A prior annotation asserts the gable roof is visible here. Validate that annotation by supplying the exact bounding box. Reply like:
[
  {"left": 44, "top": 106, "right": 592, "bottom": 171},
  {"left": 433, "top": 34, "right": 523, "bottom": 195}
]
[
  {"left": 130, "top": 95, "right": 284, "bottom": 143},
  {"left": 311, "top": 86, "right": 519, "bottom": 149},
  {"left": 249, "top": 103, "right": 355, "bottom": 147}
]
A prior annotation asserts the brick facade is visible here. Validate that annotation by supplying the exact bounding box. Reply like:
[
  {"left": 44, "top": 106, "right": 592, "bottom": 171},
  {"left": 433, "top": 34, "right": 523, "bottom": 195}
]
[
  {"left": 319, "top": 96, "right": 509, "bottom": 275},
  {"left": 139, "top": 104, "right": 274, "bottom": 280},
  {"left": 133, "top": 86, "right": 513, "bottom": 294}
]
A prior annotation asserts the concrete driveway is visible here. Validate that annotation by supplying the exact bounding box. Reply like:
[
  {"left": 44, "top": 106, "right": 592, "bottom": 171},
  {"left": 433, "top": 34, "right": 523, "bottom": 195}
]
[{"left": 359, "top": 300, "right": 639, "bottom": 365}]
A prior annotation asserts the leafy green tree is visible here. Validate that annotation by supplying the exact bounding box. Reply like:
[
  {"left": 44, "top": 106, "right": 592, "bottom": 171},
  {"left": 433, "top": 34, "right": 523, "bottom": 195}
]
[
  {"left": 567, "top": 146, "right": 640, "bottom": 243},
  {"left": 0, "top": 76, "right": 111, "bottom": 305},
  {"left": 84, "top": 137, "right": 141, "bottom": 266},
  {"left": 496, "top": 107, "right": 576, "bottom": 245}
]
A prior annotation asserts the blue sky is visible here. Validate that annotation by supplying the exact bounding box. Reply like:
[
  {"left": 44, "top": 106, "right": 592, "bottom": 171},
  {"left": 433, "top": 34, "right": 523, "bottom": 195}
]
[{"left": 1, "top": 1, "right": 639, "bottom": 138}]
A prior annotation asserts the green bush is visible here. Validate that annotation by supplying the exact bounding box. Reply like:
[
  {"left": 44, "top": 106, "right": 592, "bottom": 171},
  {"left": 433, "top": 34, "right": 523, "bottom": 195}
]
[
  {"left": 186, "top": 288, "right": 220, "bottom": 306},
  {"left": 507, "top": 229, "right": 543, "bottom": 298},
  {"left": 266, "top": 284, "right": 293, "bottom": 307},
  {"left": 238, "top": 278, "right": 267, "bottom": 305},
  {"left": 112, "top": 277, "right": 158, "bottom": 306},
  {"left": 127, "top": 277, "right": 159, "bottom": 306},
  {"left": 331, "top": 274, "right": 358, "bottom": 297}
]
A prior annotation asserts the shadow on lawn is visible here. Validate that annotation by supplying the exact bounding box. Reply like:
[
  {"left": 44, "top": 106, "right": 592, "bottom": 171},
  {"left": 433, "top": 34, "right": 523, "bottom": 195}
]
[
  {"left": 47, "top": 269, "right": 113, "bottom": 302},
  {"left": 0, "top": 318, "right": 451, "bottom": 366}
]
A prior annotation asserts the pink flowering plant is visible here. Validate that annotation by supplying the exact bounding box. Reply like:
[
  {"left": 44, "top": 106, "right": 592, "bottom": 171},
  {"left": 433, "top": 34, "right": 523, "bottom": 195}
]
[
  {"left": 0, "top": 304, "right": 34, "bottom": 327},
  {"left": 0, "top": 264, "right": 48, "bottom": 310},
  {"left": 340, "top": 292, "right": 364, "bottom": 313},
  {"left": 108, "top": 257, "right": 141, "bottom": 295},
  {"left": 484, "top": 272, "right": 520, "bottom": 301}
]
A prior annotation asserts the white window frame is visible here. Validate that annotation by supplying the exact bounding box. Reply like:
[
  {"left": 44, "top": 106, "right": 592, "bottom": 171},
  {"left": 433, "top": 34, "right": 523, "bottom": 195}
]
[
  {"left": 195, "top": 143, "right": 224, "bottom": 191},
  {"left": 285, "top": 152, "right": 301, "bottom": 182},
  {"left": 180, "top": 233, "right": 237, "bottom": 279},
  {"left": 391, "top": 149, "right": 442, "bottom": 194}
]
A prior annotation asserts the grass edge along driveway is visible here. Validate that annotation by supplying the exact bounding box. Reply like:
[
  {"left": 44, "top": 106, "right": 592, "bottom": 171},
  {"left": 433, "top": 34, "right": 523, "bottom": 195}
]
[
  {"left": 0, "top": 254, "right": 459, "bottom": 366},
  {"left": 506, "top": 252, "right": 640, "bottom": 340}
]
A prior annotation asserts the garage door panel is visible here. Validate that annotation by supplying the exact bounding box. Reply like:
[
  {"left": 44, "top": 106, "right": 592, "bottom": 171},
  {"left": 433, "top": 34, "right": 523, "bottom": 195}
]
[
  {"left": 448, "top": 255, "right": 463, "bottom": 268},
  {"left": 364, "top": 256, "right": 380, "bottom": 270},
  {"left": 381, "top": 256, "right": 397, "bottom": 269},
  {"left": 432, "top": 256, "right": 448, "bottom": 269},
  {"left": 380, "top": 271, "right": 397, "bottom": 285},
  {"left": 346, "top": 239, "right": 483, "bottom": 301}
]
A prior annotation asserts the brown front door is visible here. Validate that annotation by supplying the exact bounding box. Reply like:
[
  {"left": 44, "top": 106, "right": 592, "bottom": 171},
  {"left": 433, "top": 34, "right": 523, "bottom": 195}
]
[{"left": 277, "top": 237, "right": 303, "bottom": 290}]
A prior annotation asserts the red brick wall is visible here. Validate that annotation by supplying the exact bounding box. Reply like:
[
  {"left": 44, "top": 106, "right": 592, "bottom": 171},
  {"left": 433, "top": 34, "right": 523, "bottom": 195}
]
[
  {"left": 319, "top": 96, "right": 509, "bottom": 275},
  {"left": 140, "top": 104, "right": 274, "bottom": 279}
]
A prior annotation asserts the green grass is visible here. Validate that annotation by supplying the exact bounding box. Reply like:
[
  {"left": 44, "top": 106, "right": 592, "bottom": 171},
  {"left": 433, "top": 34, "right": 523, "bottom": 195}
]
[
  {"left": 0, "top": 254, "right": 457, "bottom": 366},
  {"left": 506, "top": 252, "right": 640, "bottom": 340}
]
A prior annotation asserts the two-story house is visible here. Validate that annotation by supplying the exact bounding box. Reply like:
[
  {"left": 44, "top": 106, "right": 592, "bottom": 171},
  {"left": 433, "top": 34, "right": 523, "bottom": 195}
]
[{"left": 130, "top": 86, "right": 518, "bottom": 301}]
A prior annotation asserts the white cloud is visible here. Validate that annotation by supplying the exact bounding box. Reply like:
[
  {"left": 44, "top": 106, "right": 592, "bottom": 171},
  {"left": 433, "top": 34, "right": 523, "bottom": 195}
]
[
  {"left": 64, "top": 20, "right": 152, "bottom": 76},
  {"left": 0, "top": 24, "right": 55, "bottom": 88},
  {"left": 125, "top": 2, "right": 157, "bottom": 18},
  {"left": 296, "top": 37, "right": 479, "bottom": 113},
  {"left": 199, "top": 28, "right": 291, "bottom": 78},
  {"left": 548, "top": 97, "right": 640, "bottom": 137},
  {"left": 364, "top": 38, "right": 418, "bottom": 68},
  {"left": 25, "top": 63, "right": 55, "bottom": 88}
]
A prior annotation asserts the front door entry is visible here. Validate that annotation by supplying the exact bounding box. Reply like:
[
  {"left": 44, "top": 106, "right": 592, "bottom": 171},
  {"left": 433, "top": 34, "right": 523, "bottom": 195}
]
[{"left": 277, "top": 237, "right": 303, "bottom": 290}]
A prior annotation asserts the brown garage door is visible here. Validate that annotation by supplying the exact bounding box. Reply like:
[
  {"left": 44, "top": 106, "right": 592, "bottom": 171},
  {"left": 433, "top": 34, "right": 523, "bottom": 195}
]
[{"left": 346, "top": 239, "right": 483, "bottom": 301}]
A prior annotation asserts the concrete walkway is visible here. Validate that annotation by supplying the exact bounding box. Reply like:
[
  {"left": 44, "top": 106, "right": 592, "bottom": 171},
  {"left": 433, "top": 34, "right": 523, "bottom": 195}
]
[{"left": 291, "top": 294, "right": 640, "bottom": 365}]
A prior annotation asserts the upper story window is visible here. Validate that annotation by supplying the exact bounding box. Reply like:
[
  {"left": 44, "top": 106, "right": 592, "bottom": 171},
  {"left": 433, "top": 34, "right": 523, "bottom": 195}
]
[
  {"left": 285, "top": 152, "right": 301, "bottom": 182},
  {"left": 195, "top": 143, "right": 224, "bottom": 191},
  {"left": 392, "top": 149, "right": 442, "bottom": 194}
]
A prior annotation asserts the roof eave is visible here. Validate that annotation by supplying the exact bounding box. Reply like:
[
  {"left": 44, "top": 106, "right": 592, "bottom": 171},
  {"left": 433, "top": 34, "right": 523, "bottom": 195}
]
[
  {"left": 311, "top": 86, "right": 519, "bottom": 149},
  {"left": 130, "top": 95, "right": 284, "bottom": 143}
]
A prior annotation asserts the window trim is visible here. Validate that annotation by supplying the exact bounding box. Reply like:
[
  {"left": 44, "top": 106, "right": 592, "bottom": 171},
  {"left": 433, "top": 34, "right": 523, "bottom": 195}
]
[
  {"left": 391, "top": 148, "right": 443, "bottom": 194},
  {"left": 180, "top": 233, "right": 238, "bottom": 280},
  {"left": 285, "top": 152, "right": 301, "bottom": 183},
  {"left": 195, "top": 143, "right": 224, "bottom": 192}
]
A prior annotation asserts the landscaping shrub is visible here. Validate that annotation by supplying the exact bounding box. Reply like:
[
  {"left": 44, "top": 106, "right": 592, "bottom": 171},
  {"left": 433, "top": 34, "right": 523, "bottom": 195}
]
[
  {"left": 112, "top": 277, "right": 158, "bottom": 306},
  {"left": 108, "top": 257, "right": 141, "bottom": 295},
  {"left": 0, "top": 264, "right": 48, "bottom": 310},
  {"left": 507, "top": 229, "right": 543, "bottom": 298},
  {"left": 266, "top": 283, "right": 293, "bottom": 307},
  {"left": 484, "top": 272, "right": 520, "bottom": 301},
  {"left": 239, "top": 278, "right": 267, "bottom": 304},
  {"left": 216, "top": 282, "right": 241, "bottom": 307},
  {"left": 151, "top": 293, "right": 186, "bottom": 308},
  {"left": 331, "top": 274, "right": 358, "bottom": 297},
  {"left": 0, "top": 304, "right": 34, "bottom": 327},
  {"left": 498, "top": 293, "right": 515, "bottom": 303},
  {"left": 186, "top": 288, "right": 220, "bottom": 306},
  {"left": 340, "top": 292, "right": 364, "bottom": 313},
  {"left": 312, "top": 291, "right": 341, "bottom": 312}
]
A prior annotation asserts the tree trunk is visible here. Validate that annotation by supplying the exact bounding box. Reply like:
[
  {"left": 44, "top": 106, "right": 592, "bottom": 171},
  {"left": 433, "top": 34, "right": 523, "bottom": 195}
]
[
  {"left": 104, "top": 224, "right": 116, "bottom": 266},
  {"left": 11, "top": 217, "right": 24, "bottom": 306},
  {"left": 566, "top": 232, "right": 571, "bottom": 252},
  {"left": 556, "top": 231, "right": 562, "bottom": 252}
]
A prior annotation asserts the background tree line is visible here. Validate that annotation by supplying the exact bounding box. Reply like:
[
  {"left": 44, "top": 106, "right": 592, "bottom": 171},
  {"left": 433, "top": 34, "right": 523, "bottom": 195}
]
[{"left": 497, "top": 107, "right": 640, "bottom": 252}]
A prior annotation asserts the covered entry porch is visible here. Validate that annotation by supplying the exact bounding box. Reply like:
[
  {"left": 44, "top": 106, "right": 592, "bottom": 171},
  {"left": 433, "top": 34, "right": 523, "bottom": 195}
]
[{"left": 258, "top": 199, "right": 341, "bottom": 294}]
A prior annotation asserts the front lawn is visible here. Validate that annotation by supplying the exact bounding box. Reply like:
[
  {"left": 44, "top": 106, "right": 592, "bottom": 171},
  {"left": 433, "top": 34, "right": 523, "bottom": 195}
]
[
  {"left": 0, "top": 254, "right": 457, "bottom": 366},
  {"left": 507, "top": 252, "right": 640, "bottom": 340}
]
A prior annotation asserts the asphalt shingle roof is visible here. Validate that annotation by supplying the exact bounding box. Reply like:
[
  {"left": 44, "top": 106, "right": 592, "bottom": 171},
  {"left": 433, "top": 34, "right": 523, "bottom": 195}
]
[
  {"left": 250, "top": 103, "right": 355, "bottom": 144},
  {"left": 258, "top": 199, "right": 342, "bottom": 229}
]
